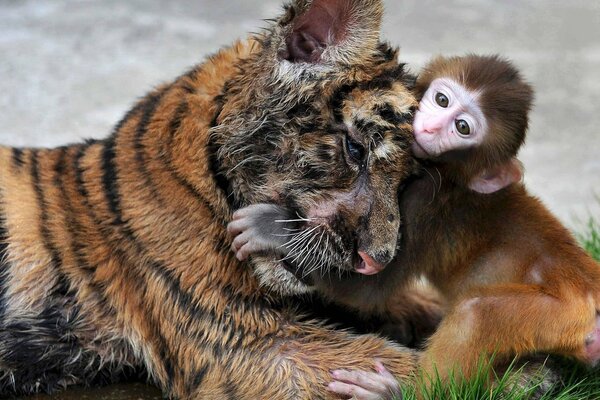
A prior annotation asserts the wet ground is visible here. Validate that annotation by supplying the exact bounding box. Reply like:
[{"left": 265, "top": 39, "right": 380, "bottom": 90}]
[
  {"left": 10, "top": 383, "right": 162, "bottom": 400},
  {"left": 1, "top": 0, "right": 599, "bottom": 399}
]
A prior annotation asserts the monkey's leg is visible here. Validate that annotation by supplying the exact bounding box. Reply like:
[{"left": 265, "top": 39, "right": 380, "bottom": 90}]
[{"left": 421, "top": 283, "right": 595, "bottom": 384}]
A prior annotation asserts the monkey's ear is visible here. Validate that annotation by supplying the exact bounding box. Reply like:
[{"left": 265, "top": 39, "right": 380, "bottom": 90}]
[
  {"left": 469, "top": 158, "right": 523, "bottom": 194},
  {"left": 281, "top": 0, "right": 383, "bottom": 64}
]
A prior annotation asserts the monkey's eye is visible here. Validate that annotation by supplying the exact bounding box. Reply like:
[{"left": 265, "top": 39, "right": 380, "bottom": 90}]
[
  {"left": 455, "top": 119, "right": 471, "bottom": 136},
  {"left": 345, "top": 136, "right": 366, "bottom": 164},
  {"left": 435, "top": 93, "right": 449, "bottom": 108}
]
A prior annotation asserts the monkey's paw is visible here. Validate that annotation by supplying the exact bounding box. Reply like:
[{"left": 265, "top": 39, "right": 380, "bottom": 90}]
[{"left": 328, "top": 360, "right": 402, "bottom": 400}]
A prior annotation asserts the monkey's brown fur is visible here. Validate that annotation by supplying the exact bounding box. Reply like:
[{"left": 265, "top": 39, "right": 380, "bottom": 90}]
[
  {"left": 400, "top": 170, "right": 600, "bottom": 384},
  {"left": 0, "top": 0, "right": 423, "bottom": 398},
  {"left": 314, "top": 56, "right": 600, "bottom": 385}
]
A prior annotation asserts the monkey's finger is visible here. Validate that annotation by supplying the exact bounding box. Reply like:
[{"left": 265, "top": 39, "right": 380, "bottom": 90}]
[
  {"left": 374, "top": 361, "right": 401, "bottom": 396},
  {"left": 237, "top": 242, "right": 262, "bottom": 261},
  {"left": 227, "top": 218, "right": 250, "bottom": 236},
  {"left": 231, "top": 207, "right": 252, "bottom": 221},
  {"left": 231, "top": 232, "right": 251, "bottom": 254},
  {"left": 331, "top": 370, "right": 390, "bottom": 394},
  {"left": 374, "top": 361, "right": 395, "bottom": 380},
  {"left": 232, "top": 204, "right": 271, "bottom": 221},
  {"left": 328, "top": 381, "right": 386, "bottom": 400}
]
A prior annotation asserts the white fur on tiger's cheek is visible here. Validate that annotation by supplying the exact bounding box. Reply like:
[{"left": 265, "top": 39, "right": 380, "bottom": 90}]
[
  {"left": 274, "top": 60, "right": 330, "bottom": 84},
  {"left": 252, "top": 257, "right": 315, "bottom": 295},
  {"left": 373, "top": 139, "right": 395, "bottom": 161}
]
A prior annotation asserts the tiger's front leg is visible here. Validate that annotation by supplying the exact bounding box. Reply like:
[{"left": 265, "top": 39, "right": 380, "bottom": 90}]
[{"left": 183, "top": 321, "right": 420, "bottom": 400}]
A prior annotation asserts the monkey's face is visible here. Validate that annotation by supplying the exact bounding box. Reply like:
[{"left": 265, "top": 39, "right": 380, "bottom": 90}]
[{"left": 413, "top": 78, "right": 487, "bottom": 160}]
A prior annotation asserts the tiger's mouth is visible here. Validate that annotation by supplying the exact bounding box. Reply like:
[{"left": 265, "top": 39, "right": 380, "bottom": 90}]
[{"left": 277, "top": 221, "right": 356, "bottom": 285}]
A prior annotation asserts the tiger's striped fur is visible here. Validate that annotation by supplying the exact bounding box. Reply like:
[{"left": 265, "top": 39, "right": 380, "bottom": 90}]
[{"left": 0, "top": 0, "right": 421, "bottom": 398}]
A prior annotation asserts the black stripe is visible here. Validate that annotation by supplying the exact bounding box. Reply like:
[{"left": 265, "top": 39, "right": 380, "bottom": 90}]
[
  {"left": 55, "top": 146, "right": 118, "bottom": 334},
  {"left": 209, "top": 94, "right": 225, "bottom": 129},
  {"left": 161, "top": 100, "right": 229, "bottom": 227},
  {"left": 169, "top": 101, "right": 188, "bottom": 135},
  {"left": 11, "top": 148, "right": 25, "bottom": 171},
  {"left": 223, "top": 380, "right": 240, "bottom": 400},
  {"left": 190, "top": 363, "right": 210, "bottom": 394},
  {"left": 0, "top": 197, "right": 8, "bottom": 319},
  {"left": 377, "top": 42, "right": 399, "bottom": 62},
  {"left": 330, "top": 83, "right": 357, "bottom": 124},
  {"left": 74, "top": 143, "right": 92, "bottom": 201},
  {"left": 358, "top": 63, "right": 414, "bottom": 92},
  {"left": 207, "top": 94, "right": 236, "bottom": 207},
  {"left": 31, "top": 150, "right": 70, "bottom": 297},
  {"left": 134, "top": 90, "right": 167, "bottom": 207},
  {"left": 375, "top": 103, "right": 411, "bottom": 126},
  {"left": 181, "top": 67, "right": 200, "bottom": 94},
  {"left": 113, "top": 99, "right": 146, "bottom": 135},
  {"left": 101, "top": 136, "right": 129, "bottom": 229},
  {"left": 57, "top": 146, "right": 96, "bottom": 276},
  {"left": 75, "top": 142, "right": 175, "bottom": 388}
]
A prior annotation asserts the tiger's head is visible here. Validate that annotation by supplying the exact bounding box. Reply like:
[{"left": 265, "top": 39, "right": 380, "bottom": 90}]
[{"left": 211, "top": 0, "right": 418, "bottom": 295}]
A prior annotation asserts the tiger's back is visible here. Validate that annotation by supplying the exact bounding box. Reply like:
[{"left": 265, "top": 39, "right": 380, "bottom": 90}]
[
  {"left": 0, "top": 1, "right": 422, "bottom": 398},
  {"left": 0, "top": 39, "right": 266, "bottom": 395}
]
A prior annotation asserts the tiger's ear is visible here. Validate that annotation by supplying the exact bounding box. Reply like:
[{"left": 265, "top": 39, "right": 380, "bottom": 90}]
[{"left": 281, "top": 0, "right": 383, "bottom": 64}]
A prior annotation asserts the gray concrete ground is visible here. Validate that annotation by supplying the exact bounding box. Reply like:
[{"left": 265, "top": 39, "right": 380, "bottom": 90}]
[{"left": 1, "top": 0, "right": 599, "bottom": 228}]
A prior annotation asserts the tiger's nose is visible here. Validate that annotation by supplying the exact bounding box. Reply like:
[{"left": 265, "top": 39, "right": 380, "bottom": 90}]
[{"left": 355, "top": 251, "right": 386, "bottom": 276}]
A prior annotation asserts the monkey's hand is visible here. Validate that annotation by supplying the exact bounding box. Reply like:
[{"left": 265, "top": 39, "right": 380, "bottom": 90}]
[
  {"left": 227, "top": 203, "right": 297, "bottom": 261},
  {"left": 328, "top": 360, "right": 402, "bottom": 400}
]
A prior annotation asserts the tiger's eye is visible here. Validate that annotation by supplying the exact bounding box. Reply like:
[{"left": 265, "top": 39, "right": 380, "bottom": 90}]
[
  {"left": 455, "top": 119, "right": 471, "bottom": 136},
  {"left": 346, "top": 136, "right": 366, "bottom": 163},
  {"left": 435, "top": 93, "right": 449, "bottom": 108}
]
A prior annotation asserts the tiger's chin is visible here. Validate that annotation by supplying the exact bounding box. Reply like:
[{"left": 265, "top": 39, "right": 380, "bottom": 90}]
[{"left": 252, "top": 257, "right": 317, "bottom": 296}]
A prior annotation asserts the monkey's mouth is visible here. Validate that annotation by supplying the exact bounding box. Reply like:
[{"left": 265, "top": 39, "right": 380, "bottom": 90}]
[{"left": 412, "top": 140, "right": 432, "bottom": 159}]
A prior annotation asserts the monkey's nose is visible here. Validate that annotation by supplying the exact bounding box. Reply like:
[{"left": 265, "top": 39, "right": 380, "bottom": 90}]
[
  {"left": 355, "top": 251, "right": 386, "bottom": 275},
  {"left": 422, "top": 120, "right": 443, "bottom": 134}
]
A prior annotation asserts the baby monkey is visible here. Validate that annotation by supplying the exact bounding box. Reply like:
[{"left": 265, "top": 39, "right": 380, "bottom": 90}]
[{"left": 228, "top": 54, "right": 600, "bottom": 398}]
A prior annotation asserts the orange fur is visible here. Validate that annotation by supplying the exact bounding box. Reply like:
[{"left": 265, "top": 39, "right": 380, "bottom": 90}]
[{"left": 412, "top": 181, "right": 600, "bottom": 383}]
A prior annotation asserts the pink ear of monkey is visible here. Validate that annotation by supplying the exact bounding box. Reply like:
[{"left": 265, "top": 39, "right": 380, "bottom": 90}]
[{"left": 469, "top": 158, "right": 523, "bottom": 194}]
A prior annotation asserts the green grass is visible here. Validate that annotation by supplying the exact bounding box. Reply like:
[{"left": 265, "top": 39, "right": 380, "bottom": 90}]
[
  {"left": 579, "top": 218, "right": 600, "bottom": 262},
  {"left": 401, "top": 358, "right": 600, "bottom": 400},
  {"left": 400, "top": 218, "right": 600, "bottom": 399}
]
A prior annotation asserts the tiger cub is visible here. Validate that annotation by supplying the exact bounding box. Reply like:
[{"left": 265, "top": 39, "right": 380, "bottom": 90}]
[{"left": 0, "top": 0, "right": 421, "bottom": 398}]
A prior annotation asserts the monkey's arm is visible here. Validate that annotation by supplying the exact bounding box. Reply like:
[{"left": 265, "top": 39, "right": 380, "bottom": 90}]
[
  {"left": 421, "top": 283, "right": 599, "bottom": 384},
  {"left": 227, "top": 203, "right": 298, "bottom": 260}
]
